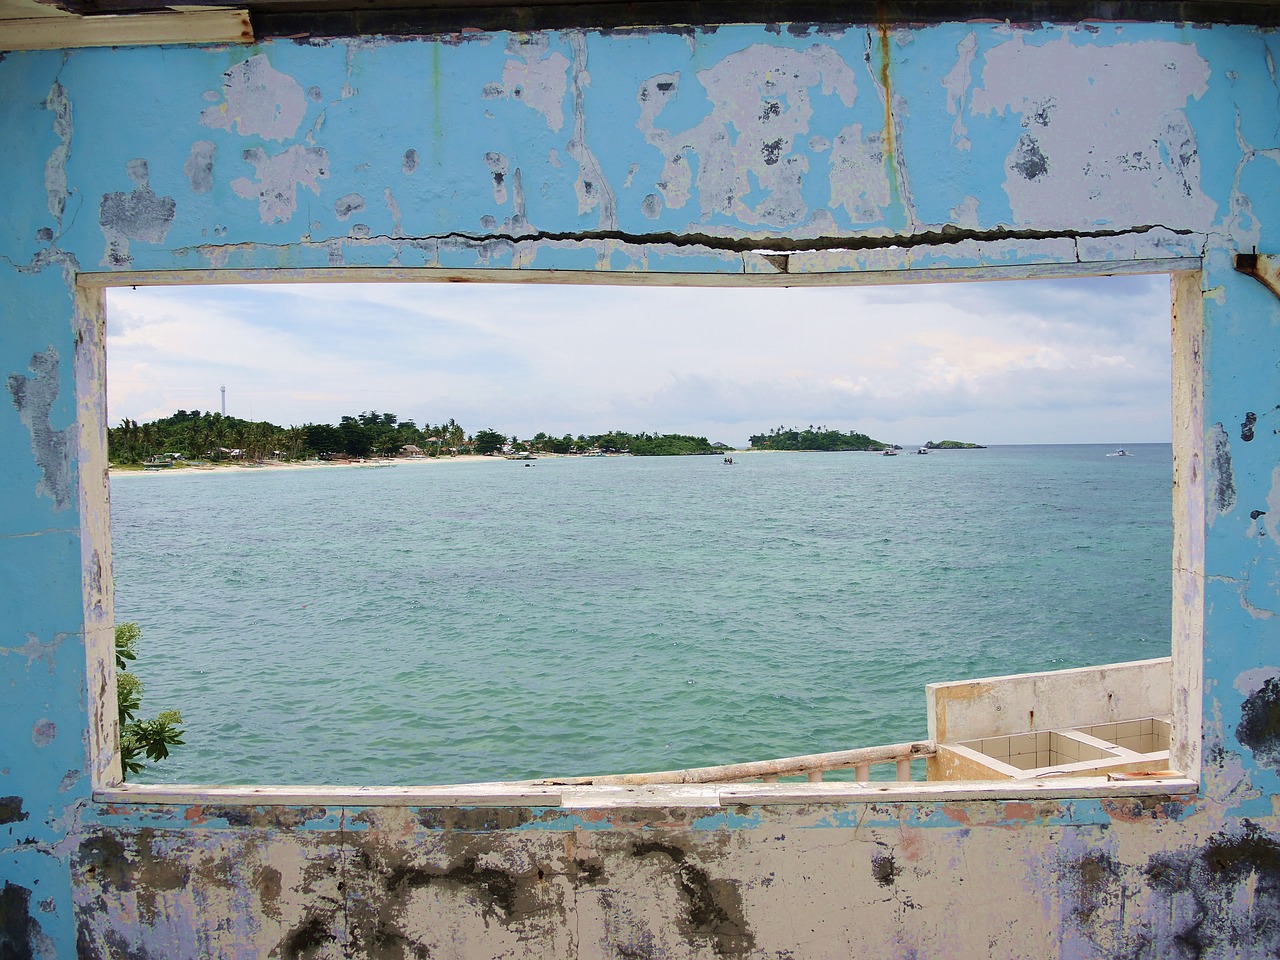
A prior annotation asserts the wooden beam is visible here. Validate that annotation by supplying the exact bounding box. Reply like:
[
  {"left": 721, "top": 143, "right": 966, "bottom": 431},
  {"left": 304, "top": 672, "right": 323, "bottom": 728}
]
[{"left": 1, "top": 8, "right": 251, "bottom": 50}]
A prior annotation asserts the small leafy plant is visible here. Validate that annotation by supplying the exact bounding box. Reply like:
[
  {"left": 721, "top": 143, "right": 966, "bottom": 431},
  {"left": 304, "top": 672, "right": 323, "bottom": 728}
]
[{"left": 115, "top": 622, "right": 184, "bottom": 777}]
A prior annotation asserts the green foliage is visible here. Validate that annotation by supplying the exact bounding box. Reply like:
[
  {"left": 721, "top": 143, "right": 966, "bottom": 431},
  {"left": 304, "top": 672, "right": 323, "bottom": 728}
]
[
  {"left": 924, "top": 439, "right": 987, "bottom": 449},
  {"left": 473, "top": 428, "right": 507, "bottom": 455},
  {"left": 748, "top": 425, "right": 883, "bottom": 452},
  {"left": 115, "top": 622, "right": 184, "bottom": 778},
  {"left": 623, "top": 433, "right": 719, "bottom": 456},
  {"left": 110, "top": 408, "right": 740, "bottom": 463}
]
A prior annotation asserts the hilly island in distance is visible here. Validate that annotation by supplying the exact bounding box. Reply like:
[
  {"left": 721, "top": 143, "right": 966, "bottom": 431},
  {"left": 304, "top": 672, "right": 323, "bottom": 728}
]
[{"left": 108, "top": 409, "right": 984, "bottom": 466}]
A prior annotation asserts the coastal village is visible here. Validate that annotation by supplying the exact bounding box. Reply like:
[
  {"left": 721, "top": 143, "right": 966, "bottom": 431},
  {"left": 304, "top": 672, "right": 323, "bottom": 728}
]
[{"left": 111, "top": 409, "right": 976, "bottom": 468}]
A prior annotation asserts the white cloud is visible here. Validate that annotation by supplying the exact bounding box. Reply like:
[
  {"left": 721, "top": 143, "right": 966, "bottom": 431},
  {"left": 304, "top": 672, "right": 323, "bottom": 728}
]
[{"left": 105, "top": 273, "right": 1172, "bottom": 446}]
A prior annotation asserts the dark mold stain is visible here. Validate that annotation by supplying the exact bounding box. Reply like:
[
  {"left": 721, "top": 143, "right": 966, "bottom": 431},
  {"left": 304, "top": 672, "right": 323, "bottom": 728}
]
[
  {"left": 384, "top": 858, "right": 522, "bottom": 922},
  {"left": 871, "top": 852, "right": 900, "bottom": 887},
  {"left": 631, "top": 841, "right": 754, "bottom": 956},
  {"left": 281, "top": 913, "right": 337, "bottom": 960},
  {"left": 307, "top": 85, "right": 323, "bottom": 101},
  {"left": 201, "top": 805, "right": 329, "bottom": 828},
  {"left": 573, "top": 859, "right": 605, "bottom": 887},
  {"left": 7, "top": 347, "right": 74, "bottom": 511},
  {"left": 760, "top": 100, "right": 781, "bottom": 122},
  {"left": 1242, "top": 411, "right": 1257, "bottom": 442},
  {"left": 402, "top": 148, "right": 419, "bottom": 175},
  {"left": 761, "top": 137, "right": 784, "bottom": 165},
  {"left": 1068, "top": 852, "right": 1122, "bottom": 924},
  {"left": 1237, "top": 677, "right": 1280, "bottom": 770},
  {"left": 75, "top": 834, "right": 133, "bottom": 890},
  {"left": 1251, "top": 509, "right": 1267, "bottom": 521},
  {"left": 0, "top": 881, "right": 38, "bottom": 960},
  {"left": 0, "top": 797, "right": 27, "bottom": 826},
  {"left": 1144, "top": 821, "right": 1280, "bottom": 957},
  {"left": 1210, "top": 424, "right": 1236, "bottom": 515},
  {"left": 408, "top": 806, "right": 536, "bottom": 831},
  {"left": 1012, "top": 134, "right": 1049, "bottom": 180}
]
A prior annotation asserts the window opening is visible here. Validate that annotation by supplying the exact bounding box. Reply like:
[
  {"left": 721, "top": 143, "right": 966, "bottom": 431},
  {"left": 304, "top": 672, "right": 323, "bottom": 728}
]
[{"left": 96, "top": 272, "right": 1184, "bottom": 792}]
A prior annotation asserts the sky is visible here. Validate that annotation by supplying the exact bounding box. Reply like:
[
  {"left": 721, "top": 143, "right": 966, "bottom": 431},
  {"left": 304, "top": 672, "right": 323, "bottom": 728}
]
[{"left": 104, "top": 273, "right": 1173, "bottom": 448}]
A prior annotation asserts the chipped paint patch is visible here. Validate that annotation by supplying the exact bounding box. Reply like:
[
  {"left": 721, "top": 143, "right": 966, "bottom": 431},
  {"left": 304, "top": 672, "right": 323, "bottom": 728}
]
[
  {"left": 491, "top": 34, "right": 570, "bottom": 132},
  {"left": 638, "top": 43, "right": 859, "bottom": 228},
  {"left": 201, "top": 54, "right": 307, "bottom": 142},
  {"left": 7, "top": 347, "right": 74, "bottom": 511},
  {"left": 971, "top": 35, "right": 1215, "bottom": 228},
  {"left": 231, "top": 145, "right": 329, "bottom": 224},
  {"left": 43, "top": 80, "right": 71, "bottom": 226},
  {"left": 941, "top": 32, "right": 977, "bottom": 150},
  {"left": 1207, "top": 422, "right": 1236, "bottom": 522},
  {"left": 183, "top": 141, "right": 215, "bottom": 195},
  {"left": 32, "top": 718, "right": 57, "bottom": 747},
  {"left": 98, "top": 160, "right": 175, "bottom": 268}
]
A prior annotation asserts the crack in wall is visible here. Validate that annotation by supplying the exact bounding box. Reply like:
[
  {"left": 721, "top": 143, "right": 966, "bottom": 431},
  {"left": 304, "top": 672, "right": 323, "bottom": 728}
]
[{"left": 179, "top": 221, "right": 1201, "bottom": 265}]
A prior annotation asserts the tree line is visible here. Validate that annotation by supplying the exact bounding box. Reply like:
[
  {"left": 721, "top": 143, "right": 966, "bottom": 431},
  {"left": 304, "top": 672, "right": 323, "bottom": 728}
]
[
  {"left": 107, "top": 409, "right": 726, "bottom": 462},
  {"left": 748, "top": 425, "right": 885, "bottom": 451}
]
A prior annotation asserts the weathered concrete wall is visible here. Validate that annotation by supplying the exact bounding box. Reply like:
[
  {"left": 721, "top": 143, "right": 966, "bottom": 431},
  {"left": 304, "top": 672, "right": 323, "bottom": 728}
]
[{"left": 2, "top": 17, "right": 1279, "bottom": 958}]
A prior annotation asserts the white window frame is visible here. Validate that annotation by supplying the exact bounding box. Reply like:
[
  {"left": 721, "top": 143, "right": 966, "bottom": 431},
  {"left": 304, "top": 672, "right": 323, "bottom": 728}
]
[{"left": 77, "top": 260, "right": 1204, "bottom": 809}]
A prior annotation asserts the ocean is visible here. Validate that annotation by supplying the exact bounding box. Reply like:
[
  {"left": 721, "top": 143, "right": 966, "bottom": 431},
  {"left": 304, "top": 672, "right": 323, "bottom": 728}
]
[{"left": 110, "top": 444, "right": 1173, "bottom": 786}]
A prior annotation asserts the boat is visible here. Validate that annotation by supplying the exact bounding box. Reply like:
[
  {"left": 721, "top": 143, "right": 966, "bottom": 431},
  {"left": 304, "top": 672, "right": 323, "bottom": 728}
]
[
  {"left": 916, "top": 447, "right": 929, "bottom": 455},
  {"left": 882, "top": 447, "right": 899, "bottom": 456},
  {"left": 1106, "top": 448, "right": 1132, "bottom": 457},
  {"left": 504, "top": 452, "right": 537, "bottom": 460}
]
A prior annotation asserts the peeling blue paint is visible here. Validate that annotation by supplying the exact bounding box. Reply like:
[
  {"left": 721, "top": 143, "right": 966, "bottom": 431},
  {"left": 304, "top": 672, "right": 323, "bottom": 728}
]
[{"left": 2, "top": 16, "right": 1280, "bottom": 958}]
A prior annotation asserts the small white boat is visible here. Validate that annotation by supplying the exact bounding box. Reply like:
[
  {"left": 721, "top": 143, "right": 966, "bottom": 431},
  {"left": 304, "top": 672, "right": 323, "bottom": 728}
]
[
  {"left": 1106, "top": 448, "right": 1132, "bottom": 457},
  {"left": 916, "top": 447, "right": 929, "bottom": 455},
  {"left": 882, "top": 447, "right": 898, "bottom": 456}
]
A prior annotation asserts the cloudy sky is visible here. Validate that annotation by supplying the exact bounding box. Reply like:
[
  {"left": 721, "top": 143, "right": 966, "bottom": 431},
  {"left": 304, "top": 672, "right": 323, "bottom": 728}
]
[{"left": 105, "top": 272, "right": 1172, "bottom": 447}]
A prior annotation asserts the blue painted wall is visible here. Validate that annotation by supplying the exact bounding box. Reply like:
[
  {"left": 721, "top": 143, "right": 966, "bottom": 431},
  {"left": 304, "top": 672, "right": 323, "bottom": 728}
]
[{"left": 2, "top": 18, "right": 1279, "bottom": 958}]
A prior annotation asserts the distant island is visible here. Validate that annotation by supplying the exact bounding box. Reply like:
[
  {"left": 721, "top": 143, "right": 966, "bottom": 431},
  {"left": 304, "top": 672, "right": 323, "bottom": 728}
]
[
  {"left": 749, "top": 426, "right": 885, "bottom": 452},
  {"left": 924, "top": 440, "right": 987, "bottom": 449}
]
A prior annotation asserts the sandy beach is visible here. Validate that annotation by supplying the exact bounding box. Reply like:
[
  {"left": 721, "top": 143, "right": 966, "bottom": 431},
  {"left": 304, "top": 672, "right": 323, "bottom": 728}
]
[{"left": 109, "top": 454, "right": 537, "bottom": 476}]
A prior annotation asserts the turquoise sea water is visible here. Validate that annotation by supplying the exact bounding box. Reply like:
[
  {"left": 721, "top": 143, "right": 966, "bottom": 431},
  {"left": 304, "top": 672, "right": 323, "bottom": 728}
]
[{"left": 111, "top": 444, "right": 1173, "bottom": 786}]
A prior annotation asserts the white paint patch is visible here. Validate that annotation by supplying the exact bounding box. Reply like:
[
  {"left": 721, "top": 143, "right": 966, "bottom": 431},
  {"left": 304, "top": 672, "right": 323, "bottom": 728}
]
[
  {"left": 201, "top": 54, "right": 308, "bottom": 142},
  {"left": 941, "top": 32, "right": 978, "bottom": 150},
  {"left": 231, "top": 145, "right": 330, "bottom": 224},
  {"left": 495, "top": 34, "right": 570, "bottom": 133},
  {"left": 828, "top": 123, "right": 891, "bottom": 224},
  {"left": 43, "top": 80, "right": 72, "bottom": 224},
  {"left": 565, "top": 32, "right": 616, "bottom": 230},
  {"left": 1268, "top": 463, "right": 1280, "bottom": 543},
  {"left": 949, "top": 195, "right": 981, "bottom": 228},
  {"left": 637, "top": 44, "right": 862, "bottom": 228},
  {"left": 971, "top": 35, "right": 1216, "bottom": 229},
  {"left": 1235, "top": 667, "right": 1280, "bottom": 697}
]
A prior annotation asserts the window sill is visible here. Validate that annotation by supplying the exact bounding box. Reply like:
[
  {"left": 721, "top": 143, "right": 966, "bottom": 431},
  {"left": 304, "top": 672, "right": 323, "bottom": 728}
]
[{"left": 94, "top": 776, "right": 1197, "bottom": 810}]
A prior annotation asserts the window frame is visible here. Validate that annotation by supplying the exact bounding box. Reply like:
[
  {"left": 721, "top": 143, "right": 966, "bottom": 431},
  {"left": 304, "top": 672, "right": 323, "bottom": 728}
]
[{"left": 78, "top": 261, "right": 1204, "bottom": 808}]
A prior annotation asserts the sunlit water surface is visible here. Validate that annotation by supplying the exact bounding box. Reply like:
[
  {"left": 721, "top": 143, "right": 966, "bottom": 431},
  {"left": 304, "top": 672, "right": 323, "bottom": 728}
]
[{"left": 111, "top": 444, "right": 1172, "bottom": 785}]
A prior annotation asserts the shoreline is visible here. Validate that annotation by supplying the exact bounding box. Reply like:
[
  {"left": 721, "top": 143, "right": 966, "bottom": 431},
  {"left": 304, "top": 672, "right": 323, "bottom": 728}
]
[{"left": 109, "top": 454, "right": 538, "bottom": 477}]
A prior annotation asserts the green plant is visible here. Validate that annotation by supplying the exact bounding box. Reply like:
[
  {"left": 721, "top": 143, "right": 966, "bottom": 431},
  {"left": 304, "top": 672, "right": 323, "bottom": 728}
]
[{"left": 115, "top": 622, "right": 184, "bottom": 777}]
